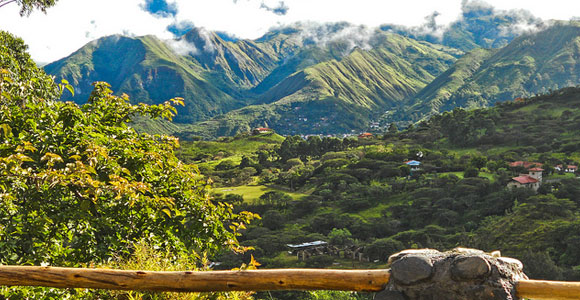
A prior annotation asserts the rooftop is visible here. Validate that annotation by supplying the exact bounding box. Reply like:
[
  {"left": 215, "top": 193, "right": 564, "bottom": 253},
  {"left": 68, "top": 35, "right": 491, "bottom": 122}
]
[
  {"left": 509, "top": 161, "right": 543, "bottom": 169},
  {"left": 512, "top": 176, "right": 539, "bottom": 184},
  {"left": 405, "top": 160, "right": 421, "bottom": 166},
  {"left": 287, "top": 241, "right": 328, "bottom": 249}
]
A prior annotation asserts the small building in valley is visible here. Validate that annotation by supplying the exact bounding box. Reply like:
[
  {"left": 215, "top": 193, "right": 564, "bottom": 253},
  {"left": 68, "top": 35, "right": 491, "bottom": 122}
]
[
  {"left": 253, "top": 127, "right": 273, "bottom": 135},
  {"left": 507, "top": 168, "right": 543, "bottom": 191},
  {"left": 555, "top": 164, "right": 577, "bottom": 173},
  {"left": 287, "top": 241, "right": 330, "bottom": 260},
  {"left": 404, "top": 160, "right": 422, "bottom": 171}
]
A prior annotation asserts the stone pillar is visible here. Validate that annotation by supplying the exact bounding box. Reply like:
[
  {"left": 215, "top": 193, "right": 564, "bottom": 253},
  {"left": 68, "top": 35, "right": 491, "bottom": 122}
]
[{"left": 375, "top": 248, "right": 528, "bottom": 300}]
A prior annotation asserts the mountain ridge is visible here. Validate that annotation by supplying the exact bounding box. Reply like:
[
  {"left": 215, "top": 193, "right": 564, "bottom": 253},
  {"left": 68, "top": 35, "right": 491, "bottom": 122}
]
[
  {"left": 400, "top": 21, "right": 580, "bottom": 123},
  {"left": 44, "top": 18, "right": 580, "bottom": 138}
]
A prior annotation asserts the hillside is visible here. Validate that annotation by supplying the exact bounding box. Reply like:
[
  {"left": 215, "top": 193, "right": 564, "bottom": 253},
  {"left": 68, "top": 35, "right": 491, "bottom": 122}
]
[
  {"left": 178, "top": 87, "right": 580, "bottom": 293},
  {"left": 45, "top": 26, "right": 461, "bottom": 137},
  {"left": 399, "top": 22, "right": 580, "bottom": 122},
  {"left": 178, "top": 32, "right": 460, "bottom": 137},
  {"left": 44, "top": 28, "right": 304, "bottom": 123},
  {"left": 44, "top": 19, "right": 580, "bottom": 138},
  {"left": 44, "top": 34, "right": 242, "bottom": 123}
]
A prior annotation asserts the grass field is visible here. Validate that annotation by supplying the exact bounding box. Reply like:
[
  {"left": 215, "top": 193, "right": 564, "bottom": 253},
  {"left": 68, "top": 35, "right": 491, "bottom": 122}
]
[
  {"left": 545, "top": 172, "right": 577, "bottom": 180},
  {"left": 215, "top": 184, "right": 309, "bottom": 203},
  {"left": 439, "top": 171, "right": 495, "bottom": 181}
]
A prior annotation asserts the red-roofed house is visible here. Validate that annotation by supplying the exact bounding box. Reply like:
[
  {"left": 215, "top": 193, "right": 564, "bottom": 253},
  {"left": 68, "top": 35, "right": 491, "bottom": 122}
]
[
  {"left": 253, "top": 127, "right": 273, "bottom": 135},
  {"left": 507, "top": 168, "right": 543, "bottom": 191},
  {"left": 555, "top": 164, "right": 577, "bottom": 173},
  {"left": 358, "top": 132, "right": 373, "bottom": 139},
  {"left": 509, "top": 161, "right": 543, "bottom": 169}
]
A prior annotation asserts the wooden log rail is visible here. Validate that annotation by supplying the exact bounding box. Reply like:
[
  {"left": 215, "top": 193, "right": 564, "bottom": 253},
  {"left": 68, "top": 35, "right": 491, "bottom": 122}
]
[{"left": 0, "top": 266, "right": 579, "bottom": 299}]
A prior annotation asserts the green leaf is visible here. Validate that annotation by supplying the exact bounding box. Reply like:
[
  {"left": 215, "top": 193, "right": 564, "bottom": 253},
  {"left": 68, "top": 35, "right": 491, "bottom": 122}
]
[{"left": 0, "top": 124, "right": 12, "bottom": 138}]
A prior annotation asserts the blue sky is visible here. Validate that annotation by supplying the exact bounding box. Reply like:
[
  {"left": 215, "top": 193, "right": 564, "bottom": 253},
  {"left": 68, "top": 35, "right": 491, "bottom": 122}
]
[{"left": 1, "top": 0, "right": 580, "bottom": 63}]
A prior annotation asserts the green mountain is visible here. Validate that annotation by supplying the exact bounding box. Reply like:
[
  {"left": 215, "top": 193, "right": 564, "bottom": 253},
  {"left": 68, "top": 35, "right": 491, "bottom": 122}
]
[
  {"left": 45, "top": 19, "right": 580, "bottom": 138},
  {"left": 45, "top": 26, "right": 461, "bottom": 136},
  {"left": 44, "top": 28, "right": 304, "bottom": 123},
  {"left": 174, "top": 32, "right": 461, "bottom": 138},
  {"left": 44, "top": 34, "right": 237, "bottom": 123},
  {"left": 401, "top": 22, "right": 580, "bottom": 122}
]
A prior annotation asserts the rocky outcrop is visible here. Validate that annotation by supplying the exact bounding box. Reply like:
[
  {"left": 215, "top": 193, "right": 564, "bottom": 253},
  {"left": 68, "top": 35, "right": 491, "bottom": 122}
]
[{"left": 376, "top": 248, "right": 528, "bottom": 300}]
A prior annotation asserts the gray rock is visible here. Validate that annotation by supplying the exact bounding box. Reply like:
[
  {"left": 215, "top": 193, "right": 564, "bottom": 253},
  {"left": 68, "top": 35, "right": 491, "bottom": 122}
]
[
  {"left": 497, "top": 257, "right": 523, "bottom": 271},
  {"left": 391, "top": 255, "right": 433, "bottom": 285},
  {"left": 451, "top": 255, "right": 491, "bottom": 280},
  {"left": 376, "top": 249, "right": 528, "bottom": 300},
  {"left": 388, "top": 249, "right": 440, "bottom": 265}
]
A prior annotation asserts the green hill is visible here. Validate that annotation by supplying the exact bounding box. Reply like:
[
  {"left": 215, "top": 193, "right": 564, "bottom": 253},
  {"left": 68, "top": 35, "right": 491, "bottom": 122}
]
[
  {"left": 400, "top": 22, "right": 580, "bottom": 122},
  {"left": 44, "top": 28, "right": 306, "bottom": 124},
  {"left": 45, "top": 21, "right": 580, "bottom": 138},
  {"left": 45, "top": 27, "right": 460, "bottom": 137},
  {"left": 44, "top": 34, "right": 242, "bottom": 123},
  {"left": 182, "top": 32, "right": 460, "bottom": 137},
  {"left": 178, "top": 86, "right": 580, "bottom": 284}
]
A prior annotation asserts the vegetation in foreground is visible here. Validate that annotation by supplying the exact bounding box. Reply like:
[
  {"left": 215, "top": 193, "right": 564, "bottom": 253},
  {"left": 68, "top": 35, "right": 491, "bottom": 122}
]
[{"left": 0, "top": 30, "right": 258, "bottom": 299}]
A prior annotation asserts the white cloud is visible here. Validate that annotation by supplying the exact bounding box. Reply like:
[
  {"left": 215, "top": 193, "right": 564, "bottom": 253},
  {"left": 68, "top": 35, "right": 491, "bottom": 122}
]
[
  {"left": 0, "top": 0, "right": 174, "bottom": 63},
  {"left": 1, "top": 0, "right": 580, "bottom": 63}
]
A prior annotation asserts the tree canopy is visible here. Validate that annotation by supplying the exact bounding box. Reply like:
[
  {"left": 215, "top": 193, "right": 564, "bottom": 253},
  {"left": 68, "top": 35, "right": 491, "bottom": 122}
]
[
  {"left": 0, "top": 0, "right": 57, "bottom": 16},
  {"left": 0, "top": 30, "right": 257, "bottom": 266}
]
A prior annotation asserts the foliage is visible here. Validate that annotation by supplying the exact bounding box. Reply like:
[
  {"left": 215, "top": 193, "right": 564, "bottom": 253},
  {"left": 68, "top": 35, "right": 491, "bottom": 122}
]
[
  {"left": 0, "top": 0, "right": 57, "bottom": 16},
  {"left": 328, "top": 228, "right": 354, "bottom": 246},
  {"left": 0, "top": 31, "right": 257, "bottom": 268}
]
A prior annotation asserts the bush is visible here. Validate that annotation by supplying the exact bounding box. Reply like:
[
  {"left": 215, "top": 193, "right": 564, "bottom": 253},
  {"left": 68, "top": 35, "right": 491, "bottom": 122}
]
[{"left": 463, "top": 167, "right": 479, "bottom": 178}]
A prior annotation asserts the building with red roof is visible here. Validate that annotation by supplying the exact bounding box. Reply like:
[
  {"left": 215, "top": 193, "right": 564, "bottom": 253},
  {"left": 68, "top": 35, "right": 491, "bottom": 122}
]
[
  {"left": 507, "top": 168, "right": 543, "bottom": 191},
  {"left": 358, "top": 132, "right": 373, "bottom": 139},
  {"left": 252, "top": 127, "right": 273, "bottom": 135},
  {"left": 509, "top": 161, "right": 543, "bottom": 169},
  {"left": 555, "top": 164, "right": 577, "bottom": 173}
]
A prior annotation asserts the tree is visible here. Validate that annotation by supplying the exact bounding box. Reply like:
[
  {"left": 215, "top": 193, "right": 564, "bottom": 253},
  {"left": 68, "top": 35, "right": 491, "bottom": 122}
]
[
  {"left": 463, "top": 167, "right": 479, "bottom": 178},
  {"left": 258, "top": 191, "right": 292, "bottom": 209},
  {"left": 470, "top": 155, "right": 488, "bottom": 170},
  {"left": 0, "top": 0, "right": 57, "bottom": 16},
  {"left": 328, "top": 228, "right": 354, "bottom": 246},
  {"left": 0, "top": 31, "right": 258, "bottom": 266}
]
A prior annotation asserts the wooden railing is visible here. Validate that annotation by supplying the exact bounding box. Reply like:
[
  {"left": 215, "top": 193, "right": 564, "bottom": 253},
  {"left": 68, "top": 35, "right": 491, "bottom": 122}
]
[{"left": 0, "top": 266, "right": 580, "bottom": 299}]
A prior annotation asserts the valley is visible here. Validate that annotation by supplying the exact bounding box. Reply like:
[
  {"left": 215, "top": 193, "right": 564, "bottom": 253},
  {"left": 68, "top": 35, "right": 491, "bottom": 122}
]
[{"left": 174, "top": 87, "right": 580, "bottom": 299}]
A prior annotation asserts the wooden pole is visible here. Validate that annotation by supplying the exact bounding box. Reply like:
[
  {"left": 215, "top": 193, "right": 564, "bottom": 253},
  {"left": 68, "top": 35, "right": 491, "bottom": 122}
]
[
  {"left": 2, "top": 266, "right": 580, "bottom": 299},
  {"left": 517, "top": 279, "right": 580, "bottom": 300},
  {"left": 0, "top": 266, "right": 390, "bottom": 293}
]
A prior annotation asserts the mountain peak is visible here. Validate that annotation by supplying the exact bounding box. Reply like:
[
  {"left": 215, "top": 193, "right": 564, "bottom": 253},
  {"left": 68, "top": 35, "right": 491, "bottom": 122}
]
[{"left": 183, "top": 27, "right": 222, "bottom": 55}]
